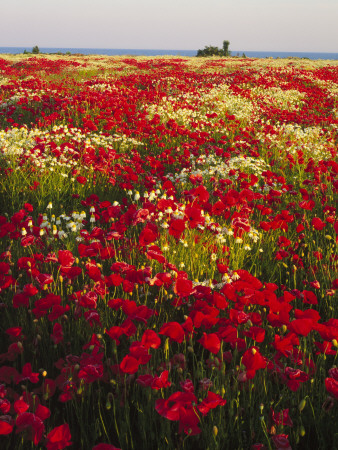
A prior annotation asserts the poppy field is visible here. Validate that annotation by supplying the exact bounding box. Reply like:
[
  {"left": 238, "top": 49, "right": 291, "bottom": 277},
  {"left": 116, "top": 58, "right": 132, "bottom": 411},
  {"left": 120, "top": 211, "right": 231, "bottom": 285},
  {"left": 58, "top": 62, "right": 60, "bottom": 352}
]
[{"left": 0, "top": 54, "right": 337, "bottom": 449}]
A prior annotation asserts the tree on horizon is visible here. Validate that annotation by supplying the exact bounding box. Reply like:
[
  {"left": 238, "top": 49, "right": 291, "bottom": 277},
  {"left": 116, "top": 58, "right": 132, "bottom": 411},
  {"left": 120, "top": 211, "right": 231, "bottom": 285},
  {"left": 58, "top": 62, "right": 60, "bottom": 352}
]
[{"left": 196, "top": 41, "right": 231, "bottom": 57}]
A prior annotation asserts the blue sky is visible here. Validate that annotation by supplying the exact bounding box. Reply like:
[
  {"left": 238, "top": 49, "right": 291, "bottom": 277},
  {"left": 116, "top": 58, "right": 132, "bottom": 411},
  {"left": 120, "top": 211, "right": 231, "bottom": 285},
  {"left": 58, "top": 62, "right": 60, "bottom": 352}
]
[{"left": 1, "top": 0, "right": 337, "bottom": 52}]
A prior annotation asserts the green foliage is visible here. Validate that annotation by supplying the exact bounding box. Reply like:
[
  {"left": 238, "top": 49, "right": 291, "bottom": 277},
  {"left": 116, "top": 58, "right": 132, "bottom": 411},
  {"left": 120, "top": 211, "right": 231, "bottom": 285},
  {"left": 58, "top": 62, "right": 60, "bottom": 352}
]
[
  {"left": 222, "top": 40, "right": 230, "bottom": 56},
  {"left": 196, "top": 40, "right": 231, "bottom": 57},
  {"left": 196, "top": 46, "right": 223, "bottom": 57},
  {"left": 32, "top": 45, "right": 40, "bottom": 54}
]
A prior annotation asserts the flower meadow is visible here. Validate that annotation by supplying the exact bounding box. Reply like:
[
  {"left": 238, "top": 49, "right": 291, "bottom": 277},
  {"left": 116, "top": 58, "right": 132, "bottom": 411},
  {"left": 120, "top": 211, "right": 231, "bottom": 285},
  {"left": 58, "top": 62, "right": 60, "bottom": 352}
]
[{"left": 0, "top": 54, "right": 337, "bottom": 450}]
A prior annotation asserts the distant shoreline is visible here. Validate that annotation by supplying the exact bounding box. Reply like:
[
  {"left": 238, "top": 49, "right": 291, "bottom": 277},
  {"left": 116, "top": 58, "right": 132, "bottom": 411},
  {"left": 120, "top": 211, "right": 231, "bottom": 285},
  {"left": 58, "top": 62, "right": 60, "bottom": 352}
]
[{"left": 0, "top": 47, "right": 337, "bottom": 60}]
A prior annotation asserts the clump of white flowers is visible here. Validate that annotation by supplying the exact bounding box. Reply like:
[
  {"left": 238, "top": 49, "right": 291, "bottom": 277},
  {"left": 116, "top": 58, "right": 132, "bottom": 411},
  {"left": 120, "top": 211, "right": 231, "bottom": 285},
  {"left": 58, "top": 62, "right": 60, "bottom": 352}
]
[{"left": 167, "top": 152, "right": 269, "bottom": 188}]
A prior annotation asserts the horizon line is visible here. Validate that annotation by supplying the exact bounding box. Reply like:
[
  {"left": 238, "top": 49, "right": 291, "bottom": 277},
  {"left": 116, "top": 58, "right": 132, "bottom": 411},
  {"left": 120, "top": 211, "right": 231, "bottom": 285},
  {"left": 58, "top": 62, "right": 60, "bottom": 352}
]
[{"left": 1, "top": 46, "right": 338, "bottom": 54}]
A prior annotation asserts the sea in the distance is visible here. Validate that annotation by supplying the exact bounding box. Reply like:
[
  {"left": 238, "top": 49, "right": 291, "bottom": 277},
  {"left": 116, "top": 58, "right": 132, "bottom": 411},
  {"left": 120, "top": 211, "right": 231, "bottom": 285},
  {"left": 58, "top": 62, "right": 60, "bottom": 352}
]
[{"left": 0, "top": 47, "right": 337, "bottom": 60}]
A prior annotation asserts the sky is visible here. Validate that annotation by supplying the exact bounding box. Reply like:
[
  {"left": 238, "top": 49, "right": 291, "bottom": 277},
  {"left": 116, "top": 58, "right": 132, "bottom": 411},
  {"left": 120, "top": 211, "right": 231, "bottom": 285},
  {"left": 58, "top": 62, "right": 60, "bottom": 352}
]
[{"left": 1, "top": 0, "right": 338, "bottom": 52}]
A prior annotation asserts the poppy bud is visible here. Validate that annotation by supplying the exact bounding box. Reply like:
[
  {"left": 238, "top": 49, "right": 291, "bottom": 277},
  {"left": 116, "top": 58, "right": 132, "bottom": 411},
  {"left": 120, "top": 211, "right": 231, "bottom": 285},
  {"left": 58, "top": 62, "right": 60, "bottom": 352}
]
[
  {"left": 164, "top": 338, "right": 170, "bottom": 357},
  {"left": 298, "top": 398, "right": 306, "bottom": 412},
  {"left": 213, "top": 426, "right": 218, "bottom": 437},
  {"left": 299, "top": 426, "right": 305, "bottom": 437}
]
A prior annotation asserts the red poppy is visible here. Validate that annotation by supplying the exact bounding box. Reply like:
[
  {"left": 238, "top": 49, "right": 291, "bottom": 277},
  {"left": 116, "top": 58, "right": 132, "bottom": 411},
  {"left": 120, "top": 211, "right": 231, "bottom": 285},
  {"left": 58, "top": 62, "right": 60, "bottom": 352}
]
[
  {"left": 33, "top": 293, "right": 62, "bottom": 319},
  {"left": 120, "top": 318, "right": 137, "bottom": 337},
  {"left": 15, "top": 363, "right": 39, "bottom": 384},
  {"left": 136, "top": 374, "right": 154, "bottom": 387},
  {"left": 284, "top": 367, "right": 309, "bottom": 391},
  {"left": 151, "top": 370, "right": 171, "bottom": 390},
  {"left": 51, "top": 323, "right": 64, "bottom": 344},
  {"left": 218, "top": 325, "right": 238, "bottom": 344},
  {"left": 13, "top": 293, "right": 30, "bottom": 308},
  {"left": 260, "top": 221, "right": 271, "bottom": 231},
  {"left": 178, "top": 406, "right": 201, "bottom": 435},
  {"left": 325, "top": 377, "right": 338, "bottom": 399},
  {"left": 132, "top": 208, "right": 150, "bottom": 225},
  {"left": 146, "top": 245, "right": 166, "bottom": 263},
  {"left": 243, "top": 326, "right": 266, "bottom": 343},
  {"left": 212, "top": 200, "right": 226, "bottom": 216},
  {"left": 0, "top": 419, "right": 13, "bottom": 435},
  {"left": 288, "top": 318, "right": 314, "bottom": 336},
  {"left": 169, "top": 219, "right": 186, "bottom": 239},
  {"left": 86, "top": 262, "right": 102, "bottom": 282},
  {"left": 198, "top": 333, "right": 221, "bottom": 354},
  {"left": 0, "top": 399, "right": 10, "bottom": 414},
  {"left": 271, "top": 408, "right": 293, "bottom": 427},
  {"left": 141, "top": 329, "right": 161, "bottom": 349},
  {"left": 180, "top": 379, "right": 195, "bottom": 393},
  {"left": 155, "top": 391, "right": 200, "bottom": 433},
  {"left": 79, "top": 291, "right": 98, "bottom": 309},
  {"left": 139, "top": 225, "right": 157, "bottom": 246},
  {"left": 311, "top": 217, "right": 326, "bottom": 230},
  {"left": 197, "top": 391, "right": 226, "bottom": 415},
  {"left": 213, "top": 292, "right": 228, "bottom": 309},
  {"left": 122, "top": 279, "right": 134, "bottom": 293},
  {"left": 14, "top": 399, "right": 29, "bottom": 414},
  {"left": 299, "top": 200, "right": 315, "bottom": 210},
  {"left": 46, "top": 423, "right": 72, "bottom": 450},
  {"left": 271, "top": 434, "right": 292, "bottom": 450},
  {"left": 174, "top": 276, "right": 193, "bottom": 297},
  {"left": 78, "top": 364, "right": 103, "bottom": 384},
  {"left": 23, "top": 283, "right": 38, "bottom": 296},
  {"left": 242, "top": 347, "right": 267, "bottom": 379},
  {"left": 15, "top": 412, "right": 45, "bottom": 445},
  {"left": 106, "top": 326, "right": 124, "bottom": 345},
  {"left": 35, "top": 273, "right": 54, "bottom": 288},
  {"left": 76, "top": 175, "right": 87, "bottom": 184},
  {"left": 35, "top": 404, "right": 51, "bottom": 420},
  {"left": 193, "top": 184, "right": 209, "bottom": 204},
  {"left": 58, "top": 250, "right": 75, "bottom": 268},
  {"left": 159, "top": 322, "right": 185, "bottom": 343},
  {"left": 119, "top": 355, "right": 140, "bottom": 374},
  {"left": 301, "top": 290, "right": 318, "bottom": 305},
  {"left": 273, "top": 333, "right": 299, "bottom": 357},
  {"left": 129, "top": 342, "right": 151, "bottom": 364},
  {"left": 232, "top": 217, "right": 251, "bottom": 236},
  {"left": 185, "top": 206, "right": 205, "bottom": 229}
]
